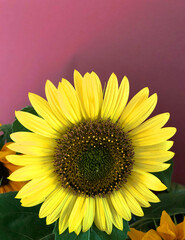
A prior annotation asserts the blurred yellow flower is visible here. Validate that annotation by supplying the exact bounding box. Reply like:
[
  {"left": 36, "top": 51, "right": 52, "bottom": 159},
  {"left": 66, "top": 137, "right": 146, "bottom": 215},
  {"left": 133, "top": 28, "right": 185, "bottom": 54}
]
[
  {"left": 128, "top": 210, "right": 185, "bottom": 240},
  {"left": 157, "top": 211, "right": 185, "bottom": 240},
  {"left": 0, "top": 143, "right": 26, "bottom": 193},
  {"left": 128, "top": 228, "right": 161, "bottom": 240}
]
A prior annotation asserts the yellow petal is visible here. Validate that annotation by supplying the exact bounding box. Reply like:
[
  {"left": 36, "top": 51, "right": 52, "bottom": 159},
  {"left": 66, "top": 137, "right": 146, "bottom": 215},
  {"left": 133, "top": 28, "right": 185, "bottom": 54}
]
[
  {"left": 6, "top": 155, "right": 53, "bottom": 166},
  {"left": 124, "top": 182, "right": 151, "bottom": 207},
  {"left": 91, "top": 71, "right": 103, "bottom": 114},
  {"left": 134, "top": 162, "right": 170, "bottom": 172},
  {"left": 10, "top": 132, "right": 56, "bottom": 149},
  {"left": 8, "top": 164, "right": 54, "bottom": 181},
  {"left": 46, "top": 190, "right": 73, "bottom": 225},
  {"left": 80, "top": 72, "right": 102, "bottom": 119},
  {"left": 39, "top": 187, "right": 66, "bottom": 218},
  {"left": 134, "top": 141, "right": 174, "bottom": 152},
  {"left": 20, "top": 183, "right": 56, "bottom": 207},
  {"left": 109, "top": 191, "right": 131, "bottom": 221},
  {"left": 157, "top": 222, "right": 176, "bottom": 240},
  {"left": 15, "top": 111, "right": 60, "bottom": 138},
  {"left": 128, "top": 228, "right": 145, "bottom": 240},
  {"left": 45, "top": 80, "right": 70, "bottom": 126},
  {"left": 73, "top": 70, "right": 88, "bottom": 119},
  {"left": 16, "top": 175, "right": 57, "bottom": 198},
  {"left": 128, "top": 177, "right": 160, "bottom": 203},
  {"left": 106, "top": 197, "right": 123, "bottom": 231},
  {"left": 58, "top": 82, "right": 80, "bottom": 123},
  {"left": 119, "top": 87, "right": 149, "bottom": 125},
  {"left": 132, "top": 169, "right": 167, "bottom": 191},
  {"left": 120, "top": 187, "right": 144, "bottom": 216},
  {"left": 134, "top": 150, "right": 175, "bottom": 163},
  {"left": 143, "top": 230, "right": 162, "bottom": 240},
  {"left": 111, "top": 76, "right": 129, "bottom": 123},
  {"left": 68, "top": 195, "right": 86, "bottom": 232},
  {"left": 102, "top": 198, "right": 113, "bottom": 234},
  {"left": 123, "top": 93, "right": 158, "bottom": 132},
  {"left": 132, "top": 127, "right": 177, "bottom": 146},
  {"left": 94, "top": 196, "right": 106, "bottom": 231},
  {"left": 129, "top": 113, "right": 170, "bottom": 137},
  {"left": 158, "top": 211, "right": 177, "bottom": 235},
  {"left": 82, "top": 197, "right": 95, "bottom": 232},
  {"left": 101, "top": 73, "right": 118, "bottom": 119},
  {"left": 29, "top": 93, "right": 65, "bottom": 133},
  {"left": 58, "top": 194, "right": 77, "bottom": 234},
  {"left": 59, "top": 79, "right": 83, "bottom": 121},
  {"left": 8, "top": 143, "right": 54, "bottom": 156},
  {"left": 84, "top": 72, "right": 103, "bottom": 119},
  {"left": 74, "top": 224, "right": 82, "bottom": 235}
]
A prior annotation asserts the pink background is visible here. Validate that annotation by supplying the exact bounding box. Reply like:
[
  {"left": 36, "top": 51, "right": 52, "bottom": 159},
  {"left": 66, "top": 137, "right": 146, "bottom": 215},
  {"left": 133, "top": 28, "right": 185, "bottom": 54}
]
[{"left": 0, "top": 1, "right": 185, "bottom": 183}]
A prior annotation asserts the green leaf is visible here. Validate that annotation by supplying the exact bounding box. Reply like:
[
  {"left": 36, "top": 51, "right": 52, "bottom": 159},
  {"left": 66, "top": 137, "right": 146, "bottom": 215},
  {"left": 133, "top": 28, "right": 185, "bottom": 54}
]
[
  {"left": 54, "top": 220, "right": 129, "bottom": 240},
  {"left": 0, "top": 124, "right": 13, "bottom": 149},
  {"left": 0, "top": 192, "right": 54, "bottom": 240},
  {"left": 130, "top": 186, "right": 185, "bottom": 231},
  {"left": 153, "top": 159, "right": 173, "bottom": 191},
  {"left": 12, "top": 106, "right": 38, "bottom": 133}
]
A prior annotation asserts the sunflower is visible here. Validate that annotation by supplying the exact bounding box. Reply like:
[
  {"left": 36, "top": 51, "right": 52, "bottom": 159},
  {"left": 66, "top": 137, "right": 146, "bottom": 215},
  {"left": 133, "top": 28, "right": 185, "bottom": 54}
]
[
  {"left": 7, "top": 70, "right": 176, "bottom": 235},
  {"left": 0, "top": 143, "right": 25, "bottom": 193},
  {"left": 128, "top": 211, "right": 185, "bottom": 240}
]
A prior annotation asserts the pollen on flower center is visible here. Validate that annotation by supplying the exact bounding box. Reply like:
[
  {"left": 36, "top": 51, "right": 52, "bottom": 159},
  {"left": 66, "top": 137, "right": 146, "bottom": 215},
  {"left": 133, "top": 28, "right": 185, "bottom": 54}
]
[{"left": 53, "top": 119, "right": 135, "bottom": 197}]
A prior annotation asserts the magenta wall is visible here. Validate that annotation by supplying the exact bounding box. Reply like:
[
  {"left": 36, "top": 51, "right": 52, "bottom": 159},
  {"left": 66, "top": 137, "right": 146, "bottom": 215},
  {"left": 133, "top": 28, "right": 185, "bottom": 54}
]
[{"left": 0, "top": 1, "right": 185, "bottom": 184}]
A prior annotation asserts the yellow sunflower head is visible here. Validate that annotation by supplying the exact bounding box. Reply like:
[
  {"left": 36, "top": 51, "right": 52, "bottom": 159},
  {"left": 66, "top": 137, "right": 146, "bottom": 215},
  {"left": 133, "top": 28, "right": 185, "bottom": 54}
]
[
  {"left": 7, "top": 70, "right": 176, "bottom": 235},
  {"left": 0, "top": 142, "right": 26, "bottom": 193}
]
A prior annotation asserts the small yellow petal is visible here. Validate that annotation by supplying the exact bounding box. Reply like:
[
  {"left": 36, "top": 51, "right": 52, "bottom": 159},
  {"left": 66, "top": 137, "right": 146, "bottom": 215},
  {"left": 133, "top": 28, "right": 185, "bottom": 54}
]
[
  {"left": 94, "top": 196, "right": 106, "bottom": 231},
  {"left": 8, "top": 164, "right": 54, "bottom": 181},
  {"left": 102, "top": 198, "right": 113, "bottom": 234},
  {"left": 59, "top": 195, "right": 77, "bottom": 234},
  {"left": 132, "top": 127, "right": 177, "bottom": 146},
  {"left": 111, "top": 76, "right": 129, "bottom": 123},
  {"left": 128, "top": 228, "right": 145, "bottom": 240},
  {"left": 10, "top": 132, "right": 56, "bottom": 149},
  {"left": 45, "top": 80, "right": 70, "bottom": 126},
  {"left": 15, "top": 111, "right": 60, "bottom": 138},
  {"left": 120, "top": 187, "right": 144, "bottom": 216},
  {"left": 119, "top": 87, "right": 149, "bottom": 125},
  {"left": 132, "top": 169, "right": 167, "bottom": 191},
  {"left": 124, "top": 182, "right": 151, "bottom": 207},
  {"left": 39, "top": 188, "right": 66, "bottom": 218},
  {"left": 6, "top": 155, "right": 53, "bottom": 166},
  {"left": 109, "top": 191, "right": 131, "bottom": 221},
  {"left": 28, "top": 92, "right": 65, "bottom": 133},
  {"left": 8, "top": 143, "right": 54, "bottom": 156},
  {"left": 134, "top": 150, "right": 175, "bottom": 163},
  {"left": 106, "top": 197, "right": 123, "bottom": 230},
  {"left": 129, "top": 113, "right": 170, "bottom": 137},
  {"left": 128, "top": 177, "right": 160, "bottom": 203},
  {"left": 101, "top": 73, "right": 118, "bottom": 119},
  {"left": 134, "top": 162, "right": 170, "bottom": 172},
  {"left": 68, "top": 195, "right": 86, "bottom": 232},
  {"left": 123, "top": 93, "right": 158, "bottom": 132},
  {"left": 73, "top": 70, "right": 88, "bottom": 119},
  {"left": 158, "top": 211, "right": 177, "bottom": 234},
  {"left": 134, "top": 141, "right": 174, "bottom": 152},
  {"left": 82, "top": 197, "right": 95, "bottom": 232}
]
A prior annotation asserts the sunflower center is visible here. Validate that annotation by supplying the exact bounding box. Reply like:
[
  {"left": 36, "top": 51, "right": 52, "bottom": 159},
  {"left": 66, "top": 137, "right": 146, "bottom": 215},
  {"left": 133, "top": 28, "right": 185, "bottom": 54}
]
[
  {"left": 0, "top": 162, "right": 10, "bottom": 186},
  {"left": 79, "top": 147, "right": 114, "bottom": 182},
  {"left": 54, "top": 119, "right": 134, "bottom": 197}
]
